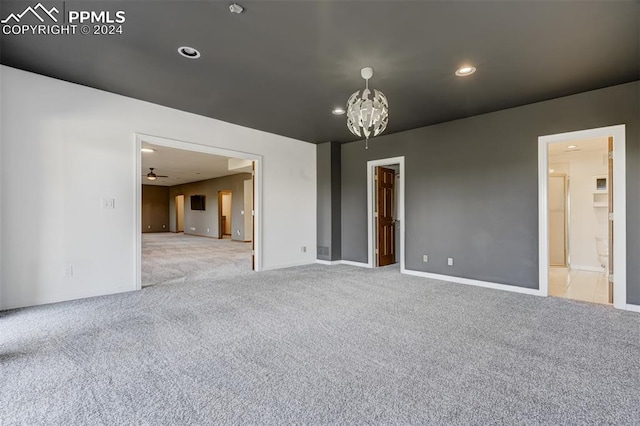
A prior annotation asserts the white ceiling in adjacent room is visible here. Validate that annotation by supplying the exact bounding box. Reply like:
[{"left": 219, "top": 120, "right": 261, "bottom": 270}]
[
  {"left": 548, "top": 136, "right": 608, "bottom": 156},
  {"left": 141, "top": 143, "right": 249, "bottom": 186}
]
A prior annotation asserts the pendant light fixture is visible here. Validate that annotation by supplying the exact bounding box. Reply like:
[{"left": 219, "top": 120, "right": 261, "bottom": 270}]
[{"left": 346, "top": 67, "right": 389, "bottom": 149}]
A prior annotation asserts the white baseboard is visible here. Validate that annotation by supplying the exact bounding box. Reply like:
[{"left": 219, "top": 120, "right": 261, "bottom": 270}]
[
  {"left": 261, "top": 261, "right": 316, "bottom": 271},
  {"left": 402, "top": 269, "right": 542, "bottom": 296},
  {"left": 316, "top": 259, "right": 371, "bottom": 268},
  {"left": 626, "top": 304, "right": 640, "bottom": 313},
  {"left": 340, "top": 260, "right": 370, "bottom": 268},
  {"left": 1, "top": 287, "right": 138, "bottom": 311},
  {"left": 570, "top": 264, "right": 605, "bottom": 273},
  {"left": 316, "top": 259, "right": 340, "bottom": 265},
  {"left": 339, "top": 260, "right": 371, "bottom": 268}
]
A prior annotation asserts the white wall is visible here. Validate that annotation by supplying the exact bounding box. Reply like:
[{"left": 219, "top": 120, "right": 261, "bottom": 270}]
[
  {"left": 0, "top": 66, "right": 317, "bottom": 310},
  {"left": 550, "top": 148, "right": 608, "bottom": 271}
]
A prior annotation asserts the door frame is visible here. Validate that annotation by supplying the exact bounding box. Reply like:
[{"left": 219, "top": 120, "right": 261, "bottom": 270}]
[
  {"left": 135, "top": 133, "right": 263, "bottom": 290},
  {"left": 367, "top": 156, "right": 405, "bottom": 271},
  {"left": 538, "top": 125, "right": 626, "bottom": 309}
]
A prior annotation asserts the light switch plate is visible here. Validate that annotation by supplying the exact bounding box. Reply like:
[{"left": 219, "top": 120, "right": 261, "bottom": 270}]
[{"left": 101, "top": 198, "right": 115, "bottom": 209}]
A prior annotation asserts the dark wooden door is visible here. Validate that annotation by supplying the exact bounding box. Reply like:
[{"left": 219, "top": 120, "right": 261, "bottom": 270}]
[{"left": 377, "top": 166, "right": 396, "bottom": 266}]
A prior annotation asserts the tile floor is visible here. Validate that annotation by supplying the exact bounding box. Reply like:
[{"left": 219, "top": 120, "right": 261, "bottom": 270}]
[{"left": 549, "top": 266, "right": 610, "bottom": 305}]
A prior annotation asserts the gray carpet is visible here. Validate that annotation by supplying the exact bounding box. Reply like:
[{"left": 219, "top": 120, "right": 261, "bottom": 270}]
[
  {"left": 142, "top": 232, "right": 252, "bottom": 286},
  {"left": 2, "top": 264, "right": 640, "bottom": 425}
]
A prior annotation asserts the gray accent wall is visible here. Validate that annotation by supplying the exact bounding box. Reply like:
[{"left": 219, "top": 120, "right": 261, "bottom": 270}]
[
  {"left": 339, "top": 81, "right": 639, "bottom": 302},
  {"left": 317, "top": 142, "right": 342, "bottom": 261},
  {"left": 168, "top": 173, "right": 252, "bottom": 241}
]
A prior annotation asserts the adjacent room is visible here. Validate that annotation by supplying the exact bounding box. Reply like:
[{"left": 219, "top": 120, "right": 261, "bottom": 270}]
[
  {"left": 547, "top": 137, "right": 611, "bottom": 305},
  {"left": 141, "top": 143, "right": 255, "bottom": 286}
]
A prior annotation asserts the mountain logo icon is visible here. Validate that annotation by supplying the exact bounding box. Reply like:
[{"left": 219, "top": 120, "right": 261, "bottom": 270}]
[{"left": 1, "top": 3, "right": 59, "bottom": 24}]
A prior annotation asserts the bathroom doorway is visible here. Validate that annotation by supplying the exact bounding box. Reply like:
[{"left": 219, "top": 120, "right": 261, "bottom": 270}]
[{"left": 538, "top": 125, "right": 626, "bottom": 308}]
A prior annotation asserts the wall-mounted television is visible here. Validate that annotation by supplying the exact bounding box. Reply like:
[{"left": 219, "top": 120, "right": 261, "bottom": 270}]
[{"left": 190, "top": 195, "right": 206, "bottom": 211}]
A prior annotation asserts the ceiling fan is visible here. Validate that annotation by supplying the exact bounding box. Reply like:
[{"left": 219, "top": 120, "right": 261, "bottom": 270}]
[{"left": 144, "top": 167, "right": 168, "bottom": 181}]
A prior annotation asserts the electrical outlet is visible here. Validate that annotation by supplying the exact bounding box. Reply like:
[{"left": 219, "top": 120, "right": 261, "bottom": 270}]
[
  {"left": 147, "top": 225, "right": 151, "bottom": 229},
  {"left": 162, "top": 225, "right": 166, "bottom": 229},
  {"left": 64, "top": 265, "right": 73, "bottom": 277},
  {"left": 207, "top": 228, "right": 210, "bottom": 232},
  {"left": 423, "top": 255, "right": 428, "bottom": 263},
  {"left": 190, "top": 227, "right": 196, "bottom": 231},
  {"left": 447, "top": 257, "right": 454, "bottom": 266}
]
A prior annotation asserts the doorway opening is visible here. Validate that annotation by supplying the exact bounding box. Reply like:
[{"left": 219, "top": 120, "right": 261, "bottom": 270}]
[
  {"left": 175, "top": 194, "right": 185, "bottom": 232},
  {"left": 135, "top": 134, "right": 261, "bottom": 289},
  {"left": 547, "top": 137, "right": 610, "bottom": 304},
  {"left": 218, "top": 191, "right": 232, "bottom": 239},
  {"left": 538, "top": 125, "right": 626, "bottom": 309},
  {"left": 367, "top": 157, "right": 405, "bottom": 270}
]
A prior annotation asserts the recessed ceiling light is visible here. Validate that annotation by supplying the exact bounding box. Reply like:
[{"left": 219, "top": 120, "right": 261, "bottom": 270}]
[
  {"left": 455, "top": 65, "right": 476, "bottom": 77},
  {"left": 178, "top": 46, "right": 200, "bottom": 59},
  {"left": 332, "top": 107, "right": 346, "bottom": 115},
  {"left": 229, "top": 3, "right": 244, "bottom": 14},
  {"left": 567, "top": 145, "right": 578, "bottom": 149},
  {"left": 141, "top": 148, "right": 155, "bottom": 153},
  {"left": 549, "top": 169, "right": 555, "bottom": 173}
]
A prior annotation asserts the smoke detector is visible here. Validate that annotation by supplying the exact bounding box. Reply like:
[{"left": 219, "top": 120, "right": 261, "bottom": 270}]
[{"left": 229, "top": 3, "right": 244, "bottom": 14}]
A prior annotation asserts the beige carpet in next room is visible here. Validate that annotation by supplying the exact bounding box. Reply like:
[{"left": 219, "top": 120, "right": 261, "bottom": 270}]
[{"left": 142, "top": 232, "right": 252, "bottom": 286}]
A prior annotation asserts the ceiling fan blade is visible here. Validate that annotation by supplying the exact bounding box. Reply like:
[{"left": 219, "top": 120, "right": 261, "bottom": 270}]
[{"left": 157, "top": 175, "right": 169, "bottom": 178}]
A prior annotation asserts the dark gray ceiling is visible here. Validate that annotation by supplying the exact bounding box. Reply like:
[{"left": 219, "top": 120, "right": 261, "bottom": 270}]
[{"left": 1, "top": 1, "right": 639, "bottom": 143}]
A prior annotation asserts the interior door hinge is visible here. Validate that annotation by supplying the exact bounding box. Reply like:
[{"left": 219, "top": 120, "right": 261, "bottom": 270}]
[
  {"left": 608, "top": 151, "right": 614, "bottom": 160},
  {"left": 252, "top": 210, "right": 255, "bottom": 216},
  {"left": 375, "top": 249, "right": 378, "bottom": 255},
  {"left": 608, "top": 212, "right": 614, "bottom": 221},
  {"left": 608, "top": 274, "right": 614, "bottom": 283}
]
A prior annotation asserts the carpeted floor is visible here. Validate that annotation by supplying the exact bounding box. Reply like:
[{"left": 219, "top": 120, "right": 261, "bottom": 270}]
[
  {"left": 2, "top": 263, "right": 640, "bottom": 425},
  {"left": 142, "top": 232, "right": 252, "bottom": 286}
]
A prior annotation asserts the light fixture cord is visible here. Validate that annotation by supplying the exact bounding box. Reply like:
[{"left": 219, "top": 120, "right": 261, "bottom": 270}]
[{"left": 365, "top": 76, "right": 369, "bottom": 149}]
